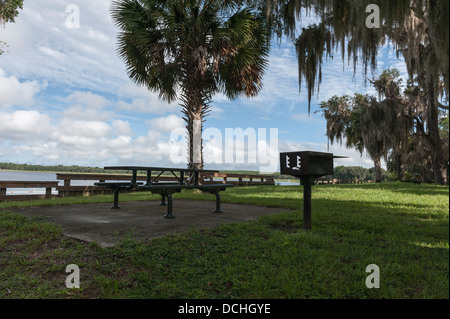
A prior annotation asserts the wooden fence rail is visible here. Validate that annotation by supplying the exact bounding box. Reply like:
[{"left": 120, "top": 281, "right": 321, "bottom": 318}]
[
  {"left": 0, "top": 181, "right": 58, "bottom": 201},
  {"left": 57, "top": 173, "right": 138, "bottom": 197}
]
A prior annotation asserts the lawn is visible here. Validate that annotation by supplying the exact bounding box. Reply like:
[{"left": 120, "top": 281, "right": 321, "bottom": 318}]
[{"left": 0, "top": 182, "right": 448, "bottom": 299}]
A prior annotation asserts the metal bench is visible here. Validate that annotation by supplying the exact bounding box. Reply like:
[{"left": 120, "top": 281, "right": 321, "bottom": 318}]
[
  {"left": 194, "top": 184, "right": 234, "bottom": 213},
  {"left": 138, "top": 184, "right": 193, "bottom": 218},
  {"left": 94, "top": 182, "right": 143, "bottom": 209}
]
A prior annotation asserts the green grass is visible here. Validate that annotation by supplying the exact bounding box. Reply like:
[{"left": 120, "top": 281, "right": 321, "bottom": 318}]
[{"left": 0, "top": 182, "right": 448, "bottom": 299}]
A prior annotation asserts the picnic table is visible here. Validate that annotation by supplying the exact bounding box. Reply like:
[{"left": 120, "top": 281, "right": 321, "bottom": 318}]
[{"left": 96, "top": 166, "right": 234, "bottom": 218}]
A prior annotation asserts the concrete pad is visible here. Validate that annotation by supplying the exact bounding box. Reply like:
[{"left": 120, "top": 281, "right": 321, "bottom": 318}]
[{"left": 10, "top": 200, "right": 288, "bottom": 247}]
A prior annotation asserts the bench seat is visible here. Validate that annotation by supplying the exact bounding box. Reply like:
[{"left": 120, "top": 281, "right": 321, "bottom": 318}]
[
  {"left": 138, "top": 184, "right": 193, "bottom": 190},
  {"left": 195, "top": 184, "right": 234, "bottom": 192},
  {"left": 194, "top": 184, "right": 234, "bottom": 213}
]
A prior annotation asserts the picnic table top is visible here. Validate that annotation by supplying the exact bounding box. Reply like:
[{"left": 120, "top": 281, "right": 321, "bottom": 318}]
[{"left": 104, "top": 166, "right": 219, "bottom": 173}]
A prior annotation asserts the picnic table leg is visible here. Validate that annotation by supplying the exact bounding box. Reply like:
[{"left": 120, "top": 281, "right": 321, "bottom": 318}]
[
  {"left": 132, "top": 169, "right": 137, "bottom": 184},
  {"left": 213, "top": 190, "right": 223, "bottom": 213},
  {"left": 146, "top": 170, "right": 152, "bottom": 185},
  {"left": 180, "top": 171, "right": 184, "bottom": 184},
  {"left": 112, "top": 188, "right": 121, "bottom": 209},
  {"left": 164, "top": 191, "right": 175, "bottom": 219},
  {"left": 194, "top": 172, "right": 199, "bottom": 185}
]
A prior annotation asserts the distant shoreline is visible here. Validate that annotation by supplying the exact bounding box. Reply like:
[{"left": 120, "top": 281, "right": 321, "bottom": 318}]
[
  {"left": 0, "top": 169, "right": 83, "bottom": 174},
  {"left": 1, "top": 169, "right": 58, "bottom": 174}
]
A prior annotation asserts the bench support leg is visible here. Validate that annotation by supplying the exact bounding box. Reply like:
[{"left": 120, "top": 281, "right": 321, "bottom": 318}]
[
  {"left": 160, "top": 194, "right": 167, "bottom": 206},
  {"left": 149, "top": 189, "right": 179, "bottom": 218},
  {"left": 111, "top": 189, "right": 121, "bottom": 209},
  {"left": 164, "top": 192, "right": 175, "bottom": 218},
  {"left": 213, "top": 190, "right": 223, "bottom": 213}
]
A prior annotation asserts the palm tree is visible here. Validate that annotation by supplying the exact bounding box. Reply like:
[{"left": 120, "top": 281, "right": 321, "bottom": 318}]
[{"left": 111, "top": 0, "right": 269, "bottom": 176}]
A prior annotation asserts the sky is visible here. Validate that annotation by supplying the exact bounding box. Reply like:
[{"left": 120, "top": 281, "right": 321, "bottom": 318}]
[{"left": 0, "top": 0, "right": 408, "bottom": 172}]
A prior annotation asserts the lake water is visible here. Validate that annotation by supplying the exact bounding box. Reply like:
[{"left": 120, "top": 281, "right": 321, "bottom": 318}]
[
  {"left": 0, "top": 170, "right": 299, "bottom": 196},
  {"left": 276, "top": 181, "right": 299, "bottom": 186}
]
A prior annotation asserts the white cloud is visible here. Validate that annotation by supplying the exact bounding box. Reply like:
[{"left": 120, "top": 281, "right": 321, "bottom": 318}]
[
  {"left": 14, "top": 143, "right": 59, "bottom": 161},
  {"left": 209, "top": 106, "right": 225, "bottom": 119},
  {"left": 0, "top": 69, "right": 43, "bottom": 108},
  {"left": 147, "top": 115, "right": 185, "bottom": 133},
  {"left": 117, "top": 97, "right": 180, "bottom": 115},
  {"left": 57, "top": 91, "right": 119, "bottom": 122},
  {"left": 117, "top": 84, "right": 180, "bottom": 115},
  {"left": 61, "top": 105, "right": 114, "bottom": 122},
  {"left": 0, "top": 110, "right": 51, "bottom": 140},
  {"left": 56, "top": 119, "right": 111, "bottom": 139},
  {"left": 0, "top": 107, "right": 380, "bottom": 170},
  {"left": 38, "top": 46, "right": 66, "bottom": 60},
  {"left": 0, "top": 0, "right": 128, "bottom": 94},
  {"left": 66, "top": 91, "right": 110, "bottom": 109},
  {"left": 111, "top": 120, "right": 133, "bottom": 137},
  {"left": 291, "top": 113, "right": 320, "bottom": 123}
]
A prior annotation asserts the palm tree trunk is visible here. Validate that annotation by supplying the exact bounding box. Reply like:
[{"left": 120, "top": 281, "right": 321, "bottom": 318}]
[
  {"left": 374, "top": 157, "right": 382, "bottom": 183},
  {"left": 184, "top": 109, "right": 204, "bottom": 185},
  {"left": 187, "top": 114, "right": 203, "bottom": 171},
  {"left": 182, "top": 74, "right": 206, "bottom": 184}
]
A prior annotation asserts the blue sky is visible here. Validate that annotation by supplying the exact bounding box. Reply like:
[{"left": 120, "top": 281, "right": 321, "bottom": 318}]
[{"left": 0, "top": 1, "right": 408, "bottom": 172}]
